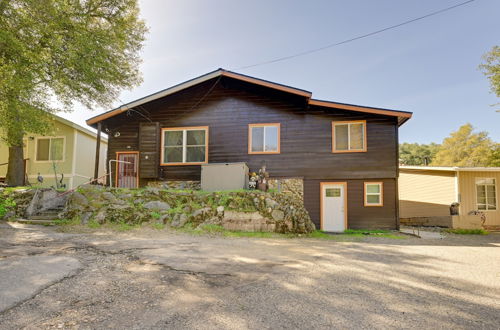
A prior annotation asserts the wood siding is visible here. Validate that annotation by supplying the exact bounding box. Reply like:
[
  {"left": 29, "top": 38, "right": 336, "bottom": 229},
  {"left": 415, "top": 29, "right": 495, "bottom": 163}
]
[
  {"left": 458, "top": 171, "right": 500, "bottom": 227},
  {"left": 306, "top": 178, "right": 397, "bottom": 229},
  {"left": 101, "top": 77, "right": 400, "bottom": 227},
  {"left": 399, "top": 169, "right": 457, "bottom": 218}
]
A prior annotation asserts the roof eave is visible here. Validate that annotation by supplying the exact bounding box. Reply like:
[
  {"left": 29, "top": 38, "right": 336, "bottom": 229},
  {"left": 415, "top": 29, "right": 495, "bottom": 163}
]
[
  {"left": 86, "top": 69, "right": 312, "bottom": 126},
  {"left": 309, "top": 99, "right": 412, "bottom": 125}
]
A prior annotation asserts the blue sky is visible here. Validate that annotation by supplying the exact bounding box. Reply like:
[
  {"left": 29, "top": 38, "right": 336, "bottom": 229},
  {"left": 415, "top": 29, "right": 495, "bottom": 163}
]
[{"left": 62, "top": 0, "right": 500, "bottom": 143}]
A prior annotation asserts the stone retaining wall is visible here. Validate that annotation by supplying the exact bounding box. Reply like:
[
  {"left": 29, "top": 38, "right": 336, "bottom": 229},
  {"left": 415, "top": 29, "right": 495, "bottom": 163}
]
[
  {"left": 268, "top": 178, "right": 303, "bottom": 200},
  {"left": 61, "top": 186, "right": 315, "bottom": 234},
  {"left": 147, "top": 181, "right": 201, "bottom": 190}
]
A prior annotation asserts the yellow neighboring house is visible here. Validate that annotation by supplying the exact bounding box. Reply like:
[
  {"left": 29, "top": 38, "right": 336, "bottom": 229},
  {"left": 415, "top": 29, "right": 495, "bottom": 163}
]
[
  {"left": 0, "top": 115, "right": 107, "bottom": 189},
  {"left": 399, "top": 166, "right": 500, "bottom": 230}
]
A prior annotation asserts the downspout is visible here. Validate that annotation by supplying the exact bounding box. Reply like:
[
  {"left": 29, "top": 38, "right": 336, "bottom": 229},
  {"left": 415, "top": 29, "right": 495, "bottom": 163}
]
[{"left": 454, "top": 167, "right": 461, "bottom": 215}]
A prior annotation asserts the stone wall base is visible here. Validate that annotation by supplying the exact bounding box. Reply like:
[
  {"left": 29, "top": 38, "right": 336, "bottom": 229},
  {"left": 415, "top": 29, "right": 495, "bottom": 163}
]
[
  {"left": 221, "top": 211, "right": 278, "bottom": 232},
  {"left": 400, "top": 216, "right": 452, "bottom": 228},
  {"left": 147, "top": 180, "right": 201, "bottom": 190},
  {"left": 268, "top": 178, "right": 303, "bottom": 200},
  {"left": 452, "top": 215, "right": 483, "bottom": 229}
]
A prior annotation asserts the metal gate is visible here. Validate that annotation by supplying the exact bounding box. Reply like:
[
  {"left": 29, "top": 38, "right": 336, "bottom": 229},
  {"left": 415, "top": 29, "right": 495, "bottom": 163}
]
[{"left": 116, "top": 152, "right": 138, "bottom": 188}]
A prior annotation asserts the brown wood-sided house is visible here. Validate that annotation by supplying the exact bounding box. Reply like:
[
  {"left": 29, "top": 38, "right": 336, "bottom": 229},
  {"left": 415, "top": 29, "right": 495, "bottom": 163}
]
[{"left": 86, "top": 69, "right": 412, "bottom": 231}]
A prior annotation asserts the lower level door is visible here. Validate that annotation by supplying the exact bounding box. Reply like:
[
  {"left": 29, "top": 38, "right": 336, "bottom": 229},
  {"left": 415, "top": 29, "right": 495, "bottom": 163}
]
[
  {"left": 321, "top": 183, "right": 346, "bottom": 232},
  {"left": 116, "top": 152, "right": 139, "bottom": 188}
]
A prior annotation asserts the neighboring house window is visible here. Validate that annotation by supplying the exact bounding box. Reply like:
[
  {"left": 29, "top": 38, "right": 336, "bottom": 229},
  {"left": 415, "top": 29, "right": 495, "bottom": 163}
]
[
  {"left": 35, "top": 137, "right": 64, "bottom": 161},
  {"left": 476, "top": 178, "right": 496, "bottom": 210},
  {"left": 248, "top": 123, "right": 280, "bottom": 154},
  {"left": 332, "top": 120, "right": 366, "bottom": 152},
  {"left": 161, "top": 127, "right": 208, "bottom": 165},
  {"left": 364, "top": 182, "right": 383, "bottom": 206}
]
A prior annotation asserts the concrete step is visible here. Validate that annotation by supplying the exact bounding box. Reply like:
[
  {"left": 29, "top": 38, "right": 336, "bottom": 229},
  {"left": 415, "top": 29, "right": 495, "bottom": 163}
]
[
  {"left": 27, "top": 215, "right": 59, "bottom": 220},
  {"left": 38, "top": 208, "right": 64, "bottom": 214},
  {"left": 17, "top": 219, "right": 55, "bottom": 225}
]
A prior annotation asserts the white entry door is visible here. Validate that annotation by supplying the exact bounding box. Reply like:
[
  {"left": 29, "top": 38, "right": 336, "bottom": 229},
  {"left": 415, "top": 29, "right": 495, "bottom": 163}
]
[{"left": 321, "top": 183, "right": 346, "bottom": 232}]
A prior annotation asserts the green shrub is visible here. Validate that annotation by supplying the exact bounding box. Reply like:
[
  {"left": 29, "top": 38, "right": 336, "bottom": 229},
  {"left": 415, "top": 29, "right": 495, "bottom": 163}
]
[
  {"left": 150, "top": 211, "right": 161, "bottom": 219},
  {"left": 0, "top": 197, "right": 16, "bottom": 218}
]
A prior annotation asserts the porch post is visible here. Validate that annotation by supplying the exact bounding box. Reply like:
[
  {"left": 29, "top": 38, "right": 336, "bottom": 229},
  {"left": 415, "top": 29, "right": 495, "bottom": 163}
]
[{"left": 93, "top": 122, "right": 102, "bottom": 182}]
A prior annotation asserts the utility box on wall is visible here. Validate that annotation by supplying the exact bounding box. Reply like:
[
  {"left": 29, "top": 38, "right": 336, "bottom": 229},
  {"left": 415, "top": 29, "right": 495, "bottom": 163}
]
[{"left": 201, "top": 163, "right": 249, "bottom": 191}]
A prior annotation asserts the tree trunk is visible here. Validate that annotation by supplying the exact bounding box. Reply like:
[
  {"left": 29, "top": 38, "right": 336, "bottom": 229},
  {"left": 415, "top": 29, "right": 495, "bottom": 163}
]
[{"left": 6, "top": 140, "right": 25, "bottom": 187}]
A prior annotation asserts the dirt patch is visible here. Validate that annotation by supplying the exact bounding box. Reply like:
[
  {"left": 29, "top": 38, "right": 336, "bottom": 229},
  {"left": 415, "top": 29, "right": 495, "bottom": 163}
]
[{"left": 0, "top": 222, "right": 499, "bottom": 329}]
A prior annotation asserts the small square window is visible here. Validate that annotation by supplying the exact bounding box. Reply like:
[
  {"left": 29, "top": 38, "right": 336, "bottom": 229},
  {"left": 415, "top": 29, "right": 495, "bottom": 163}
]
[
  {"left": 364, "top": 182, "right": 383, "bottom": 206},
  {"left": 248, "top": 123, "right": 280, "bottom": 154},
  {"left": 325, "top": 188, "right": 341, "bottom": 197},
  {"left": 332, "top": 121, "right": 366, "bottom": 153},
  {"left": 36, "top": 137, "right": 64, "bottom": 161}
]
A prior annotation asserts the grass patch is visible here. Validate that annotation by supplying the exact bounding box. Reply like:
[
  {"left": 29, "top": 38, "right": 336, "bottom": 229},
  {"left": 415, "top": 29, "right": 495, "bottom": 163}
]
[
  {"left": 173, "top": 226, "right": 405, "bottom": 240},
  {"left": 198, "top": 224, "right": 226, "bottom": 234},
  {"left": 305, "top": 230, "right": 405, "bottom": 240},
  {"left": 176, "top": 223, "right": 205, "bottom": 236},
  {"left": 112, "top": 222, "right": 140, "bottom": 231},
  {"left": 152, "top": 223, "right": 165, "bottom": 230},
  {"left": 307, "top": 230, "right": 337, "bottom": 239},
  {"left": 224, "top": 231, "right": 286, "bottom": 238},
  {"left": 54, "top": 218, "right": 80, "bottom": 226},
  {"left": 344, "top": 229, "right": 390, "bottom": 234},
  {"left": 444, "top": 228, "right": 489, "bottom": 235},
  {"left": 87, "top": 220, "right": 101, "bottom": 229}
]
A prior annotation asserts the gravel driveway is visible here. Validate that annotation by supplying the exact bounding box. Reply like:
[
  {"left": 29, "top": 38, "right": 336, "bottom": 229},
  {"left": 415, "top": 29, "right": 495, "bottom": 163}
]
[{"left": 0, "top": 222, "right": 499, "bottom": 329}]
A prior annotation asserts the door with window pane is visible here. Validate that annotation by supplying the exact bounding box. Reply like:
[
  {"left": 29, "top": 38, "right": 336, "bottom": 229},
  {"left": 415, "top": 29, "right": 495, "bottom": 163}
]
[{"left": 116, "top": 152, "right": 138, "bottom": 188}]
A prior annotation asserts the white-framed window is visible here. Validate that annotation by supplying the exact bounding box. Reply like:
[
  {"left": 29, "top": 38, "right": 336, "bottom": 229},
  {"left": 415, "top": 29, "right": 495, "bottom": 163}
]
[
  {"left": 332, "top": 121, "right": 366, "bottom": 152},
  {"left": 364, "top": 182, "right": 383, "bottom": 206},
  {"left": 35, "top": 137, "right": 65, "bottom": 162},
  {"left": 476, "top": 178, "right": 496, "bottom": 210},
  {"left": 161, "top": 127, "right": 208, "bottom": 165},
  {"left": 248, "top": 123, "right": 280, "bottom": 154}
]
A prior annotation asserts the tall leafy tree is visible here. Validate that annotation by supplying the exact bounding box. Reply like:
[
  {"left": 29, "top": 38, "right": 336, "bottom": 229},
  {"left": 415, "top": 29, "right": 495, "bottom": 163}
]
[
  {"left": 488, "top": 144, "right": 500, "bottom": 167},
  {"left": 399, "top": 142, "right": 440, "bottom": 166},
  {"left": 432, "top": 124, "right": 497, "bottom": 167},
  {"left": 0, "top": 0, "right": 147, "bottom": 185},
  {"left": 479, "top": 46, "right": 500, "bottom": 99}
]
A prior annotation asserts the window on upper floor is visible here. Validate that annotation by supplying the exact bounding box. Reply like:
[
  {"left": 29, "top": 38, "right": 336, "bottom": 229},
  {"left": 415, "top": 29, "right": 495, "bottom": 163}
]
[
  {"left": 476, "top": 178, "right": 496, "bottom": 210},
  {"left": 248, "top": 123, "right": 280, "bottom": 154},
  {"left": 364, "top": 182, "right": 383, "bottom": 206},
  {"left": 161, "top": 127, "right": 208, "bottom": 165},
  {"left": 332, "top": 121, "right": 366, "bottom": 153},
  {"left": 35, "top": 137, "right": 64, "bottom": 161}
]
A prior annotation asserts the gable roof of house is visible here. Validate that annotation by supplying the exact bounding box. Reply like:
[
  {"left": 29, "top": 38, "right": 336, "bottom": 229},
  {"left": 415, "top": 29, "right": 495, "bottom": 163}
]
[
  {"left": 54, "top": 114, "right": 108, "bottom": 143},
  {"left": 86, "top": 68, "right": 413, "bottom": 126}
]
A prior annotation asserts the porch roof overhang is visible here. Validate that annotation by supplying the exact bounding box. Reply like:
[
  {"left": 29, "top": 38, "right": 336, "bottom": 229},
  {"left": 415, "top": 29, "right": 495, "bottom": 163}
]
[{"left": 400, "top": 166, "right": 500, "bottom": 172}]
